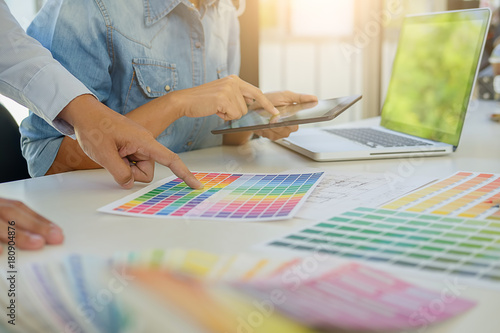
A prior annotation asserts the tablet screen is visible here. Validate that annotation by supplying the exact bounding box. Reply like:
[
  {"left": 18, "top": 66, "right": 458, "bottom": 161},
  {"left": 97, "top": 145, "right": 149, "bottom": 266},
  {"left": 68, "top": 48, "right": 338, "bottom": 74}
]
[{"left": 211, "top": 95, "right": 362, "bottom": 134}]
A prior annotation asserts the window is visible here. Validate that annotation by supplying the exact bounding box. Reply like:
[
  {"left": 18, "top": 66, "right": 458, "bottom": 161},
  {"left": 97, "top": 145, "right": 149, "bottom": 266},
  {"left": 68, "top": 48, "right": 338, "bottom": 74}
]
[
  {"left": 258, "top": 0, "right": 468, "bottom": 126},
  {"left": 259, "top": 0, "right": 366, "bottom": 125}
]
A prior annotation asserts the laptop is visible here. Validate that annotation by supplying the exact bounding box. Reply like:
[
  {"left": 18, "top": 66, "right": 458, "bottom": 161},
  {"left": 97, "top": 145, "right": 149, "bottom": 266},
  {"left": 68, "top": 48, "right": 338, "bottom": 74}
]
[{"left": 276, "top": 8, "right": 491, "bottom": 162}]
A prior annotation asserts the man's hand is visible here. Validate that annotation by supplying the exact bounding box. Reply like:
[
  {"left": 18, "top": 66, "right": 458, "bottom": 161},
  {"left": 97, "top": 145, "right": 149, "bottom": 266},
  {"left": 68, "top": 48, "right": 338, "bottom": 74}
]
[
  {"left": 58, "top": 95, "right": 203, "bottom": 189},
  {"left": 0, "top": 198, "right": 63, "bottom": 252}
]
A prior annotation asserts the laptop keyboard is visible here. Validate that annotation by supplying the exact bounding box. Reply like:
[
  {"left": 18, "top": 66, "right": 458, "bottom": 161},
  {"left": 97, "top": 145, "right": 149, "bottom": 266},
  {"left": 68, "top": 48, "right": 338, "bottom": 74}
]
[{"left": 324, "top": 128, "right": 433, "bottom": 148}]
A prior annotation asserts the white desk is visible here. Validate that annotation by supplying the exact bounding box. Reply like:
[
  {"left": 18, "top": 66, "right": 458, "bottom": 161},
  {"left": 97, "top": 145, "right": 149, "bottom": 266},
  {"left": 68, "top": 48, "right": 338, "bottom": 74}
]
[{"left": 1, "top": 100, "right": 500, "bottom": 332}]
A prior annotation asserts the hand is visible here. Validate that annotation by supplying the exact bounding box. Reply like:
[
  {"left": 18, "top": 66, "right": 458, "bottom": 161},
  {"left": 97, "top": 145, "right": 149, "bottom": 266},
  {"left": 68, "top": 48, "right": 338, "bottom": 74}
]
[
  {"left": 250, "top": 90, "right": 318, "bottom": 110},
  {"left": 253, "top": 125, "right": 299, "bottom": 141},
  {"left": 222, "top": 90, "right": 318, "bottom": 145},
  {"left": 58, "top": 95, "right": 203, "bottom": 189},
  {"left": 251, "top": 90, "right": 317, "bottom": 140},
  {"left": 0, "top": 198, "right": 64, "bottom": 252},
  {"left": 173, "top": 75, "right": 280, "bottom": 121}
]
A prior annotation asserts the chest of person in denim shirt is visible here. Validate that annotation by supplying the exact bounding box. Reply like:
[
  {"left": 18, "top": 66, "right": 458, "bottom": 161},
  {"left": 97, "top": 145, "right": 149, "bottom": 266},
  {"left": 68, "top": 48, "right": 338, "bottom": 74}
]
[{"left": 20, "top": 0, "right": 240, "bottom": 177}]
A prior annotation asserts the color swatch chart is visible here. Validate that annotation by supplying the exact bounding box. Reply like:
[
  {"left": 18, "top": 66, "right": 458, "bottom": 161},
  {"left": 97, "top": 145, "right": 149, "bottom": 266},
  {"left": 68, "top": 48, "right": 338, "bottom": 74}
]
[
  {"left": 383, "top": 172, "right": 500, "bottom": 220},
  {"left": 99, "top": 172, "right": 324, "bottom": 221},
  {"left": 263, "top": 207, "right": 500, "bottom": 287}
]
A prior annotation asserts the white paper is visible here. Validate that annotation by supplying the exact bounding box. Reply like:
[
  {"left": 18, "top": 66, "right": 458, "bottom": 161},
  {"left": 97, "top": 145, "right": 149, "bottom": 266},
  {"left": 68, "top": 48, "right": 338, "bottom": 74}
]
[{"left": 290, "top": 169, "right": 435, "bottom": 220}]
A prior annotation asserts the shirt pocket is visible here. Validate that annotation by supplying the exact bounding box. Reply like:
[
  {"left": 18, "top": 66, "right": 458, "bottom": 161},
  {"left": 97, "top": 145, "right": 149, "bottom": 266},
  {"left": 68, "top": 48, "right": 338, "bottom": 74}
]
[
  {"left": 126, "top": 58, "right": 178, "bottom": 137},
  {"left": 132, "top": 58, "right": 178, "bottom": 98},
  {"left": 217, "top": 65, "right": 229, "bottom": 79}
]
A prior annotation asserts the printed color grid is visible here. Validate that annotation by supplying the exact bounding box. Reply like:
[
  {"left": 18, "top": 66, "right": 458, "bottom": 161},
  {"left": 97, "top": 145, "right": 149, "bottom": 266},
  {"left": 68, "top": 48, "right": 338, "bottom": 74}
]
[
  {"left": 383, "top": 172, "right": 500, "bottom": 220},
  {"left": 99, "top": 172, "right": 324, "bottom": 221},
  {"left": 265, "top": 207, "right": 500, "bottom": 287}
]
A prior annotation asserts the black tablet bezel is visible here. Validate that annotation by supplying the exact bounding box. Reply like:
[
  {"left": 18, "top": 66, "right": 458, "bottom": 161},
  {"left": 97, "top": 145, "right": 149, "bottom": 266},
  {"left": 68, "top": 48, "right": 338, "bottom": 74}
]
[{"left": 211, "top": 94, "right": 362, "bottom": 135}]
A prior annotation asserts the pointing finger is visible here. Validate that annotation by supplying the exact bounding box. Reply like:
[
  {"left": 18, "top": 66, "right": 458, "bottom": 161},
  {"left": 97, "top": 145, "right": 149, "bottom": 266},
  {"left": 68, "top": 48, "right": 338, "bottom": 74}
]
[{"left": 145, "top": 140, "right": 203, "bottom": 189}]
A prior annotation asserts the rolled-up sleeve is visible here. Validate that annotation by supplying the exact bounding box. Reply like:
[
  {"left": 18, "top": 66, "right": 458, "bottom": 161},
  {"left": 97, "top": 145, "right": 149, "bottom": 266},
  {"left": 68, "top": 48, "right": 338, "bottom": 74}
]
[{"left": 0, "top": 0, "right": 91, "bottom": 135}]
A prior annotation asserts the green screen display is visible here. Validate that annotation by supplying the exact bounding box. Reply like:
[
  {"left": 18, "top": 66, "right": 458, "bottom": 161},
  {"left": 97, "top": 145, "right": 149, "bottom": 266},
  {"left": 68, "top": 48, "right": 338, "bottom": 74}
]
[{"left": 381, "top": 9, "right": 490, "bottom": 146}]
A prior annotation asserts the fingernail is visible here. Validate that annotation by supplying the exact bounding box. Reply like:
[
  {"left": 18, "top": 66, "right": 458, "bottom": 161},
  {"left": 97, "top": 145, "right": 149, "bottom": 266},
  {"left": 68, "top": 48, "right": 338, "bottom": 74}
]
[
  {"left": 28, "top": 233, "right": 45, "bottom": 245},
  {"left": 122, "top": 178, "right": 134, "bottom": 189},
  {"left": 269, "top": 115, "right": 281, "bottom": 124},
  {"left": 273, "top": 107, "right": 280, "bottom": 115},
  {"left": 48, "top": 226, "right": 64, "bottom": 244},
  {"left": 50, "top": 223, "right": 61, "bottom": 231}
]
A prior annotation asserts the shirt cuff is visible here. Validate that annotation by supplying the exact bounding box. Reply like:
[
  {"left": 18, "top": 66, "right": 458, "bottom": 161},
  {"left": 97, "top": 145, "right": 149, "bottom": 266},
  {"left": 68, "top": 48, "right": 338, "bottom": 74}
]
[{"left": 22, "top": 62, "right": 95, "bottom": 135}]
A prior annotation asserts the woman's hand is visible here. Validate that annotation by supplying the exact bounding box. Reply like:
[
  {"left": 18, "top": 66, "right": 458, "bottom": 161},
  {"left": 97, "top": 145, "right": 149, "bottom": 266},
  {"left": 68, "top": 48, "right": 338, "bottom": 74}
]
[
  {"left": 251, "top": 90, "right": 318, "bottom": 110},
  {"left": 250, "top": 90, "right": 318, "bottom": 141},
  {"left": 223, "top": 90, "right": 318, "bottom": 145},
  {"left": 253, "top": 126, "right": 299, "bottom": 141},
  {"left": 173, "top": 75, "right": 280, "bottom": 120}
]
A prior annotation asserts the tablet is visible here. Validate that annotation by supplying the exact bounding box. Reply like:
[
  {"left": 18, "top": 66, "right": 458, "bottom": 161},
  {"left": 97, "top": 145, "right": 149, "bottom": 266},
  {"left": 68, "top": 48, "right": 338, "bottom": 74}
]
[{"left": 211, "top": 94, "right": 362, "bottom": 134}]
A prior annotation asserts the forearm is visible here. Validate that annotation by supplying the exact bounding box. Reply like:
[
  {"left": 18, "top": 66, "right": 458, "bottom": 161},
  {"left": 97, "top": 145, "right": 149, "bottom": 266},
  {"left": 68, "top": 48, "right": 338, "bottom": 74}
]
[
  {"left": 124, "top": 93, "right": 182, "bottom": 138},
  {"left": 46, "top": 136, "right": 101, "bottom": 174}
]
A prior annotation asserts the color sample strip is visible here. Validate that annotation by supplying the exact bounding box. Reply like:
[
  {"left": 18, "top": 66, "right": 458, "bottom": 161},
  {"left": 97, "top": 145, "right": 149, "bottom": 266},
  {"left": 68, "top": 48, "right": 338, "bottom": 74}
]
[
  {"left": 459, "top": 191, "right": 500, "bottom": 219},
  {"left": 264, "top": 207, "right": 500, "bottom": 287},
  {"left": 383, "top": 172, "right": 500, "bottom": 220},
  {"left": 99, "top": 172, "right": 324, "bottom": 221},
  {"left": 235, "top": 262, "right": 475, "bottom": 331},
  {"left": 383, "top": 172, "right": 472, "bottom": 210},
  {"left": 112, "top": 249, "right": 301, "bottom": 282}
]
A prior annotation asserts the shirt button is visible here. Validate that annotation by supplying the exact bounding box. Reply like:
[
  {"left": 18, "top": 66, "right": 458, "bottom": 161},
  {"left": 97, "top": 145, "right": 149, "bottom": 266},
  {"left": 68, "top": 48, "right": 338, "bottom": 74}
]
[
  {"left": 146, "top": 86, "right": 152, "bottom": 93},
  {"left": 195, "top": 42, "right": 202, "bottom": 48},
  {"left": 164, "top": 85, "right": 171, "bottom": 92}
]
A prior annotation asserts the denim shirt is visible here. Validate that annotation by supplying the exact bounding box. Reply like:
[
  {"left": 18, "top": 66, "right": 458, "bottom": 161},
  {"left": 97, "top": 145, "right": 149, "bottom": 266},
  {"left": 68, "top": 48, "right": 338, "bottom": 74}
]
[{"left": 20, "top": 0, "right": 240, "bottom": 177}]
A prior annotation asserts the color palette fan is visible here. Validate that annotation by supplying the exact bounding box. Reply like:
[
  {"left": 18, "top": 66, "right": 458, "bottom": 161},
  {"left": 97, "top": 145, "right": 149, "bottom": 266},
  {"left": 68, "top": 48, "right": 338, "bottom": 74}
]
[
  {"left": 99, "top": 172, "right": 324, "bottom": 221},
  {"left": 0, "top": 250, "right": 475, "bottom": 333},
  {"left": 383, "top": 171, "right": 500, "bottom": 220},
  {"left": 111, "top": 248, "right": 304, "bottom": 281},
  {"left": 263, "top": 207, "right": 500, "bottom": 288}
]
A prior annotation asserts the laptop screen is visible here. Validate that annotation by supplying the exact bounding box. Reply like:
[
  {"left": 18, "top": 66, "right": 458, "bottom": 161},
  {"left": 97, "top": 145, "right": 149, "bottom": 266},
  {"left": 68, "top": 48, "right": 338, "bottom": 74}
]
[{"left": 380, "top": 9, "right": 490, "bottom": 146}]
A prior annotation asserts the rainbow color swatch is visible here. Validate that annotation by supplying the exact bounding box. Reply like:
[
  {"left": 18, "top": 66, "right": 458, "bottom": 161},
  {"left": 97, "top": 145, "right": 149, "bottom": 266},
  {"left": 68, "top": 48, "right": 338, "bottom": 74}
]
[
  {"left": 264, "top": 207, "right": 500, "bottom": 287},
  {"left": 383, "top": 172, "right": 500, "bottom": 220},
  {"left": 99, "top": 172, "right": 324, "bottom": 221}
]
